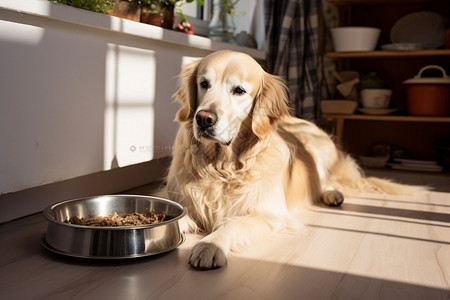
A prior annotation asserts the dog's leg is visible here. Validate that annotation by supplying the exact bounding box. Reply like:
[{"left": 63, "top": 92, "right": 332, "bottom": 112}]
[
  {"left": 322, "top": 189, "right": 344, "bottom": 207},
  {"left": 189, "top": 241, "right": 227, "bottom": 270},
  {"left": 179, "top": 214, "right": 199, "bottom": 233},
  {"left": 189, "top": 214, "right": 298, "bottom": 270}
]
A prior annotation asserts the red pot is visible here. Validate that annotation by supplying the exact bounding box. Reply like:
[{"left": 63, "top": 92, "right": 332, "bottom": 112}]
[{"left": 403, "top": 65, "right": 450, "bottom": 116}]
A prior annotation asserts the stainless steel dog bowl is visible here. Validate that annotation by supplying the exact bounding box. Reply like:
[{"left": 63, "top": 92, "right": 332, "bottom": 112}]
[{"left": 42, "top": 195, "right": 186, "bottom": 259}]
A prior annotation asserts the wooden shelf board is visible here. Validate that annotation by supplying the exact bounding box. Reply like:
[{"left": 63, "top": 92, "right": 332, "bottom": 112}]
[
  {"left": 327, "top": 0, "right": 445, "bottom": 5},
  {"left": 322, "top": 114, "right": 450, "bottom": 122},
  {"left": 326, "top": 50, "right": 450, "bottom": 59}
]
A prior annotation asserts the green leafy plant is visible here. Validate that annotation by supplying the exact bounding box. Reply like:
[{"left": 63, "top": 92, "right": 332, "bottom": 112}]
[
  {"left": 359, "top": 72, "right": 387, "bottom": 89},
  {"left": 51, "top": 0, "right": 116, "bottom": 13},
  {"left": 139, "top": 0, "right": 203, "bottom": 21},
  {"left": 219, "top": 0, "right": 245, "bottom": 17}
]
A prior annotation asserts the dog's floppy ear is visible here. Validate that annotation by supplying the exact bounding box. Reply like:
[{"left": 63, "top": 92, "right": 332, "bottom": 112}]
[
  {"left": 173, "top": 59, "right": 201, "bottom": 122},
  {"left": 252, "top": 73, "right": 290, "bottom": 138}
]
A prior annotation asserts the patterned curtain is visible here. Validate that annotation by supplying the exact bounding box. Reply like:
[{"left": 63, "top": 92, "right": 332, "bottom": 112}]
[{"left": 265, "top": 0, "right": 320, "bottom": 122}]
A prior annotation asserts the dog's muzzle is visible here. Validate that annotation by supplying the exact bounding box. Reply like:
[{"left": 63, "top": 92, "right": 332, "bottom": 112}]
[
  {"left": 194, "top": 110, "right": 232, "bottom": 146},
  {"left": 195, "top": 110, "right": 217, "bottom": 139},
  {"left": 196, "top": 110, "right": 217, "bottom": 129}
]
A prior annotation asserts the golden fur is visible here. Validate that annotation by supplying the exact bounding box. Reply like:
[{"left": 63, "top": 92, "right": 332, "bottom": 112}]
[{"left": 163, "top": 50, "right": 425, "bottom": 270}]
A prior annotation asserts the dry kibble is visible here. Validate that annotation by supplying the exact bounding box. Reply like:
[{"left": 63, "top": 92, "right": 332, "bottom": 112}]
[{"left": 64, "top": 211, "right": 166, "bottom": 226}]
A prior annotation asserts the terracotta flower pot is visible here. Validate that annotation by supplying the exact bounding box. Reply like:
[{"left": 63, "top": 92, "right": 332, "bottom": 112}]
[
  {"left": 141, "top": 4, "right": 175, "bottom": 30},
  {"left": 108, "top": 0, "right": 141, "bottom": 22}
]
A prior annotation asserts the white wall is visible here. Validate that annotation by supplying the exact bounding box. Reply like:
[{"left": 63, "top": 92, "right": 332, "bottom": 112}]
[
  {"left": 234, "top": 0, "right": 266, "bottom": 50},
  {"left": 0, "top": 0, "right": 265, "bottom": 196}
]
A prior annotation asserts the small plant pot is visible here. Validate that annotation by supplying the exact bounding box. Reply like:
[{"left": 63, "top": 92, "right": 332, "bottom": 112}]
[
  {"left": 141, "top": 4, "right": 175, "bottom": 29},
  {"left": 360, "top": 89, "right": 392, "bottom": 108},
  {"left": 108, "top": 0, "right": 140, "bottom": 22}
]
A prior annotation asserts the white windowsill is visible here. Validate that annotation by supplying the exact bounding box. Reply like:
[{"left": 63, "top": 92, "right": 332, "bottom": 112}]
[{"left": 0, "top": 0, "right": 266, "bottom": 61}]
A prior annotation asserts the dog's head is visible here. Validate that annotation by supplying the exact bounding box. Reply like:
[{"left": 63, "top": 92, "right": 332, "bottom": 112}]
[{"left": 174, "top": 50, "right": 289, "bottom": 146}]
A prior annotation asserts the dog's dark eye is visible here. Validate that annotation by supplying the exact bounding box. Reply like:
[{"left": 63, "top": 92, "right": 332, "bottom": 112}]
[
  {"left": 200, "top": 80, "right": 209, "bottom": 89},
  {"left": 233, "top": 86, "right": 246, "bottom": 95}
]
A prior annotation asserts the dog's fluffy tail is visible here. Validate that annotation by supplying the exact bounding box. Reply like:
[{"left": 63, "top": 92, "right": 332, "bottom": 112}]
[{"left": 329, "top": 154, "right": 429, "bottom": 197}]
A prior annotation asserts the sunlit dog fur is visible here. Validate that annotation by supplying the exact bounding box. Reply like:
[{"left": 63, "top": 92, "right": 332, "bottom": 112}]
[{"left": 163, "top": 50, "right": 424, "bottom": 270}]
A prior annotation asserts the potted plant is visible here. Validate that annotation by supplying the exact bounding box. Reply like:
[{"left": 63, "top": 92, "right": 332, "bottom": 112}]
[
  {"left": 109, "top": 0, "right": 141, "bottom": 21},
  {"left": 50, "top": 0, "right": 116, "bottom": 14},
  {"left": 140, "top": 0, "right": 173, "bottom": 28},
  {"left": 358, "top": 72, "right": 392, "bottom": 109},
  {"left": 140, "top": 0, "right": 202, "bottom": 30}
]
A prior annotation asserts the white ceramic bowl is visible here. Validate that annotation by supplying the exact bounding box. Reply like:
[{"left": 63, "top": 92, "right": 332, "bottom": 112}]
[
  {"left": 331, "top": 27, "right": 381, "bottom": 52},
  {"left": 361, "top": 89, "right": 392, "bottom": 108}
]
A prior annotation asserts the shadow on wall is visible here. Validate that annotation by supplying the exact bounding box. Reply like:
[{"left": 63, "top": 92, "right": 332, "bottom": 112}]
[
  {"left": 0, "top": 5, "right": 107, "bottom": 194},
  {"left": 0, "top": 2, "right": 210, "bottom": 195}
]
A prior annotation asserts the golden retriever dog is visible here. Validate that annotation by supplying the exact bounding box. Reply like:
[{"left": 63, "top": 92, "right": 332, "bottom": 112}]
[{"left": 164, "top": 50, "right": 424, "bottom": 270}]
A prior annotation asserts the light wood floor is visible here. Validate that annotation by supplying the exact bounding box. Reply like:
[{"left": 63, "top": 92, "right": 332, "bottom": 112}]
[{"left": 0, "top": 189, "right": 449, "bottom": 299}]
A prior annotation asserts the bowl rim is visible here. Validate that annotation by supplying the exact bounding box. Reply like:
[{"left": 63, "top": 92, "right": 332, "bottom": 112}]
[{"left": 43, "top": 194, "right": 186, "bottom": 230}]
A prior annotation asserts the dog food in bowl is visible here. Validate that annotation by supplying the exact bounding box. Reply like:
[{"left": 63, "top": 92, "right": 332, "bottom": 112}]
[
  {"left": 65, "top": 211, "right": 167, "bottom": 226},
  {"left": 42, "top": 195, "right": 186, "bottom": 259}
]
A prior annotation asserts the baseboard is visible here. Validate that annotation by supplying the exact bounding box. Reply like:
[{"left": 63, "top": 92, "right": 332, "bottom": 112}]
[{"left": 0, "top": 156, "right": 171, "bottom": 223}]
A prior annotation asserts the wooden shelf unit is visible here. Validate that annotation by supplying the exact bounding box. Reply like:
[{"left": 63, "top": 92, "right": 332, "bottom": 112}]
[
  {"left": 327, "top": 0, "right": 445, "bottom": 4},
  {"left": 326, "top": 50, "right": 450, "bottom": 59},
  {"left": 322, "top": 114, "right": 450, "bottom": 163},
  {"left": 323, "top": 114, "right": 450, "bottom": 143},
  {"left": 322, "top": 0, "right": 450, "bottom": 165}
]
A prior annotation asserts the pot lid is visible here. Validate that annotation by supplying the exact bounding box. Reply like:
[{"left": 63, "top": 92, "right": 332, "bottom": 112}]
[{"left": 403, "top": 65, "right": 450, "bottom": 84}]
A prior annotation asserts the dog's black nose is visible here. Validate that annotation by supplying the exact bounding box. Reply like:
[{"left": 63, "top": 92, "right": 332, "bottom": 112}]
[{"left": 196, "top": 110, "right": 217, "bottom": 129}]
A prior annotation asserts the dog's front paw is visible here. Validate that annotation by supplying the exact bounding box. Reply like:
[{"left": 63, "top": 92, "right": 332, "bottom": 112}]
[
  {"left": 189, "top": 242, "right": 227, "bottom": 270},
  {"left": 322, "top": 190, "right": 344, "bottom": 207}
]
